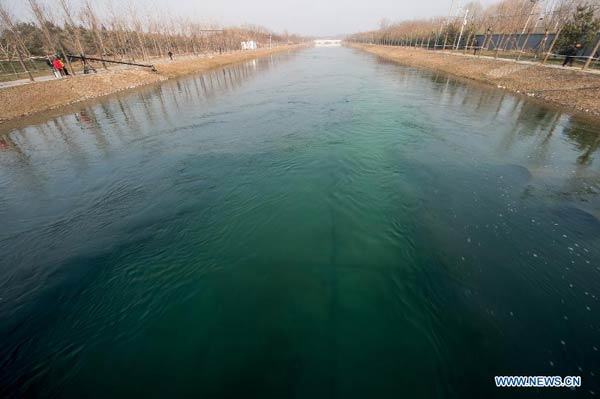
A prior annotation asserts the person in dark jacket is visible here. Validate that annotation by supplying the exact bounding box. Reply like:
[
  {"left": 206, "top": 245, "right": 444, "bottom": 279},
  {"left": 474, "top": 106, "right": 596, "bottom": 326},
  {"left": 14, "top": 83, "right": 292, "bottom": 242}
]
[
  {"left": 55, "top": 54, "right": 71, "bottom": 76},
  {"left": 563, "top": 43, "right": 582, "bottom": 67}
]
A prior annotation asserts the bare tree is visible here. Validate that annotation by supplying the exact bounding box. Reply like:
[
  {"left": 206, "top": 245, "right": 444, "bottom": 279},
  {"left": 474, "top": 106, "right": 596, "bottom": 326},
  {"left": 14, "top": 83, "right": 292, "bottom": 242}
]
[
  {"left": 0, "top": 0, "right": 296, "bottom": 84},
  {"left": 0, "top": 5, "right": 35, "bottom": 81}
]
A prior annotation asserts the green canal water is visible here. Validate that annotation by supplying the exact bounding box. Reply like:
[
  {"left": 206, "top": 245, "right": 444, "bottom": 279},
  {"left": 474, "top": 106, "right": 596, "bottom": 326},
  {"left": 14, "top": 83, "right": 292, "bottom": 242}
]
[{"left": 1, "top": 47, "right": 599, "bottom": 398}]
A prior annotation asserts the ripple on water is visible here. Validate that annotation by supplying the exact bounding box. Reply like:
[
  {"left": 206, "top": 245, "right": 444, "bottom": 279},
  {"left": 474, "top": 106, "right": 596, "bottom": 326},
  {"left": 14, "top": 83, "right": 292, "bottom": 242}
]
[
  {"left": 551, "top": 206, "right": 600, "bottom": 238},
  {"left": 1, "top": 46, "right": 600, "bottom": 399}
]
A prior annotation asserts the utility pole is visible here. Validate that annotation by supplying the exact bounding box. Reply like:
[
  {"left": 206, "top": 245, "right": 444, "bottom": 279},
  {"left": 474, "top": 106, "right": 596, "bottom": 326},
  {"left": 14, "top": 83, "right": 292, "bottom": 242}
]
[{"left": 437, "top": 0, "right": 456, "bottom": 50}]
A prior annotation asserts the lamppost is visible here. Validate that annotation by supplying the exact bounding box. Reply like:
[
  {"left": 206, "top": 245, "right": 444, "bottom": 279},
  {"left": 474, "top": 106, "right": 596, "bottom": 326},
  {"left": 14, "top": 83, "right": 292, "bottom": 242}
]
[
  {"left": 455, "top": 7, "right": 469, "bottom": 50},
  {"left": 484, "top": 27, "right": 493, "bottom": 51}
]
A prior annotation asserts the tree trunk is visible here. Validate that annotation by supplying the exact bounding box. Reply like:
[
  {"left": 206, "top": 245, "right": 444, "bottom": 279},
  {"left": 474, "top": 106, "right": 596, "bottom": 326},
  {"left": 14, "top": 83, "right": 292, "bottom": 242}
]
[
  {"left": 15, "top": 45, "right": 34, "bottom": 82},
  {"left": 463, "top": 31, "right": 473, "bottom": 54},
  {"left": 543, "top": 27, "right": 562, "bottom": 64},
  {"left": 517, "top": 30, "right": 533, "bottom": 61},
  {"left": 583, "top": 32, "right": 600, "bottom": 70}
]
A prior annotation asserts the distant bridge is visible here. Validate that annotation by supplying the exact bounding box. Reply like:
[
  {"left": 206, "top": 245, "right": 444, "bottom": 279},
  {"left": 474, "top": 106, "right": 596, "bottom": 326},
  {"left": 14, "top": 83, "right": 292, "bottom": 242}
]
[{"left": 314, "top": 39, "right": 342, "bottom": 47}]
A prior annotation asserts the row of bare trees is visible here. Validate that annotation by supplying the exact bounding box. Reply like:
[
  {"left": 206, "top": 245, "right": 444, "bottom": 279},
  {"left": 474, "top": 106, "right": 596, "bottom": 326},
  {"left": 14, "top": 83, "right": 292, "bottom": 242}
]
[
  {"left": 0, "top": 0, "right": 303, "bottom": 81},
  {"left": 348, "top": 0, "right": 600, "bottom": 69}
]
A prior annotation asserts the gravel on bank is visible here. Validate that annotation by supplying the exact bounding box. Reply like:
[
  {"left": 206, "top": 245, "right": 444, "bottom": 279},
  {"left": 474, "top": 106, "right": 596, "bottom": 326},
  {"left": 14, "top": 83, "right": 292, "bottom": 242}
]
[
  {"left": 0, "top": 45, "right": 305, "bottom": 124},
  {"left": 349, "top": 43, "right": 600, "bottom": 119}
]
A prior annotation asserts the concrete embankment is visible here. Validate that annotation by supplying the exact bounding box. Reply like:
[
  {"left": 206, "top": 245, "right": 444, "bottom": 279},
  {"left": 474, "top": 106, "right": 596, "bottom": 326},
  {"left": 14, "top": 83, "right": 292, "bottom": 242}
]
[
  {"left": 0, "top": 45, "right": 306, "bottom": 124},
  {"left": 348, "top": 43, "right": 600, "bottom": 119}
]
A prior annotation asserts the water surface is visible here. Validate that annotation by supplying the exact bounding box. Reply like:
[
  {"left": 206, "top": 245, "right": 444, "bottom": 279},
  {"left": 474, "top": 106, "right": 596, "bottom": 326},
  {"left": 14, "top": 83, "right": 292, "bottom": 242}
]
[{"left": 1, "top": 47, "right": 600, "bottom": 398}]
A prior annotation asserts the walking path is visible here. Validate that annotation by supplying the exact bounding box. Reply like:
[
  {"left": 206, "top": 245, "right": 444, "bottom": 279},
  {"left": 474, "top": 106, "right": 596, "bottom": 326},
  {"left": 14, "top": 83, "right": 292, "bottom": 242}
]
[
  {"left": 0, "top": 45, "right": 306, "bottom": 125},
  {"left": 0, "top": 63, "right": 136, "bottom": 89},
  {"left": 0, "top": 51, "right": 243, "bottom": 90},
  {"left": 436, "top": 50, "right": 600, "bottom": 76}
]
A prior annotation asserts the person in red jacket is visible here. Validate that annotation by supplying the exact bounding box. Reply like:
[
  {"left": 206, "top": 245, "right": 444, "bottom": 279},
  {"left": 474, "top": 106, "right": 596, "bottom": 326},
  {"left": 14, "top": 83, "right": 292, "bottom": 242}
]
[{"left": 52, "top": 57, "right": 65, "bottom": 77}]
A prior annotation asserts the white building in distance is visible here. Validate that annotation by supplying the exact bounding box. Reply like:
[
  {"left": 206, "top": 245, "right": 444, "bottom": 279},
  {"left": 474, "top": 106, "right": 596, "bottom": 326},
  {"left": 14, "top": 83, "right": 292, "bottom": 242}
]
[
  {"left": 314, "top": 39, "right": 342, "bottom": 47},
  {"left": 241, "top": 41, "right": 257, "bottom": 50}
]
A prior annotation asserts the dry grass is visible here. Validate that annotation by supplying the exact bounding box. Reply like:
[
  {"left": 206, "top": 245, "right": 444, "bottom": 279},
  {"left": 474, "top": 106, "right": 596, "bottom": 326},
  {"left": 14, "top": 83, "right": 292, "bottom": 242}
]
[{"left": 350, "top": 43, "right": 600, "bottom": 119}]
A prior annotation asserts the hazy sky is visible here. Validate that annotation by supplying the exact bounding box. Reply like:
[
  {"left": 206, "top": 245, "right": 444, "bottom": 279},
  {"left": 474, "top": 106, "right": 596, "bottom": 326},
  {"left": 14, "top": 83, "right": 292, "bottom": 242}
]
[{"left": 6, "top": 0, "right": 500, "bottom": 37}]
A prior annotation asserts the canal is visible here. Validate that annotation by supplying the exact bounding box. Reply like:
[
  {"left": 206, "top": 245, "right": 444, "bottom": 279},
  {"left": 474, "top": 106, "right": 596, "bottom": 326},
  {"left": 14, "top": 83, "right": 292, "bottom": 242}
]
[{"left": 0, "top": 47, "right": 599, "bottom": 398}]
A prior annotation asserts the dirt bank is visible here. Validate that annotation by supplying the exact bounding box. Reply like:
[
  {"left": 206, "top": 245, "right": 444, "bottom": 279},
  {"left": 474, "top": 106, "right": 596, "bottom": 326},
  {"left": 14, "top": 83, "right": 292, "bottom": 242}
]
[
  {"left": 0, "top": 45, "right": 306, "bottom": 124},
  {"left": 349, "top": 43, "right": 600, "bottom": 119}
]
